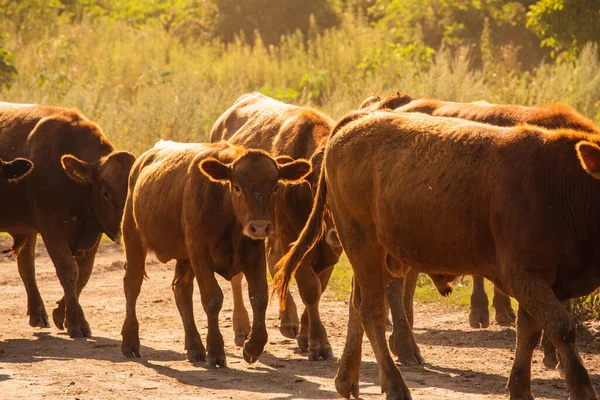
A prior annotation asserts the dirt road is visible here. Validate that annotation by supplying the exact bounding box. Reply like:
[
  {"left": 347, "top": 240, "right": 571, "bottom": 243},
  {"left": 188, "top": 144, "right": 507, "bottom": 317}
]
[{"left": 1, "top": 240, "right": 599, "bottom": 399}]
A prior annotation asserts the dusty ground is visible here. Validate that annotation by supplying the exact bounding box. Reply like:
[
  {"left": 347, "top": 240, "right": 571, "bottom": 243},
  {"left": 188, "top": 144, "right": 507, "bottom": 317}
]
[{"left": 1, "top": 239, "right": 599, "bottom": 400}]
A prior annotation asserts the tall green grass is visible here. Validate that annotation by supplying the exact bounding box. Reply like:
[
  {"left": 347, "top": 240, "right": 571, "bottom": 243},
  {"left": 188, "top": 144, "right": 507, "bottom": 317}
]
[{"left": 2, "top": 15, "right": 600, "bottom": 156}]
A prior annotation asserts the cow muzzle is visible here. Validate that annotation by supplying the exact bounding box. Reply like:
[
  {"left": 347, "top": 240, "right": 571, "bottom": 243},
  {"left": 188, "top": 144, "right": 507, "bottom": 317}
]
[{"left": 243, "top": 220, "right": 273, "bottom": 240}]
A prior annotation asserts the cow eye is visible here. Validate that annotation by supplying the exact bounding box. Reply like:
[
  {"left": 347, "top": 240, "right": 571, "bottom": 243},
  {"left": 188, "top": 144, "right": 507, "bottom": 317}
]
[
  {"left": 272, "top": 183, "right": 280, "bottom": 193},
  {"left": 103, "top": 190, "right": 111, "bottom": 200},
  {"left": 233, "top": 184, "right": 241, "bottom": 194}
]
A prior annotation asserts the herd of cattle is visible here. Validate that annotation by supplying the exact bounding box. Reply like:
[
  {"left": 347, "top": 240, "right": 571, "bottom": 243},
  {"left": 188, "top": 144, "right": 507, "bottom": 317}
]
[{"left": 0, "top": 92, "right": 599, "bottom": 399}]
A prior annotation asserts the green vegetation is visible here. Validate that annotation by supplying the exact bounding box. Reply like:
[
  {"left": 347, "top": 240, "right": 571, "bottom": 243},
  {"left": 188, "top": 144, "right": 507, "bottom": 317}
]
[{"left": 1, "top": 0, "right": 599, "bottom": 317}]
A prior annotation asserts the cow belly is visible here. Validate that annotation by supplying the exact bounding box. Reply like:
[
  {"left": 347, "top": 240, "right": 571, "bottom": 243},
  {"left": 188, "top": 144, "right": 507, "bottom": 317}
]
[{"left": 132, "top": 169, "right": 188, "bottom": 263}]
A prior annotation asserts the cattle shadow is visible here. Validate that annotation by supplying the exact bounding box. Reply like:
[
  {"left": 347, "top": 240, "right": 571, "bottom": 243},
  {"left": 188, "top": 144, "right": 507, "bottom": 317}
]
[
  {"left": 137, "top": 351, "right": 354, "bottom": 399},
  {"left": 402, "top": 362, "right": 600, "bottom": 399},
  {"left": 0, "top": 374, "right": 10, "bottom": 383},
  {"left": 0, "top": 332, "right": 188, "bottom": 364},
  {"left": 0, "top": 332, "right": 379, "bottom": 399},
  {"left": 413, "top": 326, "right": 599, "bottom": 354}
]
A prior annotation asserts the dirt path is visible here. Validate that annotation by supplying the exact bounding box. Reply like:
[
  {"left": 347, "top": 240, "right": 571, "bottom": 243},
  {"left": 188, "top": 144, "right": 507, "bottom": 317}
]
[{"left": 1, "top": 240, "right": 599, "bottom": 399}]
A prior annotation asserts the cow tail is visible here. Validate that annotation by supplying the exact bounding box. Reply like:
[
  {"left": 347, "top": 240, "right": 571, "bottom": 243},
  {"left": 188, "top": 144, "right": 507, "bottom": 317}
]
[
  {"left": 272, "top": 163, "right": 328, "bottom": 309},
  {"left": 272, "top": 110, "right": 369, "bottom": 309}
]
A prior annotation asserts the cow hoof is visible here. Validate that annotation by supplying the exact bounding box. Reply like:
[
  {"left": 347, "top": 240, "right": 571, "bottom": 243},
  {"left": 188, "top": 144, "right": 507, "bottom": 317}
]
[
  {"left": 67, "top": 322, "right": 91, "bottom": 338},
  {"left": 234, "top": 333, "right": 247, "bottom": 348},
  {"left": 122, "top": 345, "right": 141, "bottom": 358},
  {"left": 207, "top": 355, "right": 227, "bottom": 369},
  {"left": 386, "top": 396, "right": 411, "bottom": 400},
  {"left": 508, "top": 395, "right": 534, "bottom": 400},
  {"left": 335, "top": 375, "right": 360, "bottom": 399},
  {"left": 29, "top": 312, "right": 50, "bottom": 328},
  {"left": 495, "top": 310, "right": 516, "bottom": 325},
  {"left": 297, "top": 335, "right": 309, "bottom": 351},
  {"left": 52, "top": 308, "right": 65, "bottom": 330},
  {"left": 187, "top": 349, "right": 206, "bottom": 363},
  {"left": 469, "top": 307, "right": 490, "bottom": 329},
  {"left": 308, "top": 346, "right": 334, "bottom": 361},
  {"left": 243, "top": 347, "right": 260, "bottom": 364},
  {"left": 543, "top": 353, "right": 559, "bottom": 369},
  {"left": 279, "top": 324, "right": 299, "bottom": 339},
  {"left": 396, "top": 351, "right": 424, "bottom": 366}
]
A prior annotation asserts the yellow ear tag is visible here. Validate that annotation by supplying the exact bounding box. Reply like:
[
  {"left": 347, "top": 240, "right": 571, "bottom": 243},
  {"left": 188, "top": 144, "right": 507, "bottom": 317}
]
[{"left": 73, "top": 169, "right": 86, "bottom": 181}]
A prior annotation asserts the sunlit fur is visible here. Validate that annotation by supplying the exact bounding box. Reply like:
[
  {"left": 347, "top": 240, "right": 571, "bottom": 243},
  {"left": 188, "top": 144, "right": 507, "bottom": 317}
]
[{"left": 274, "top": 110, "right": 600, "bottom": 399}]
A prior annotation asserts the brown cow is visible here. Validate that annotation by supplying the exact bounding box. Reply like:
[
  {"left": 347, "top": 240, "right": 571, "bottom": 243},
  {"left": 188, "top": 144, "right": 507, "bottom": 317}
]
[
  {"left": 275, "top": 110, "right": 600, "bottom": 399},
  {"left": 0, "top": 102, "right": 135, "bottom": 337},
  {"left": 120, "top": 140, "right": 311, "bottom": 367},
  {"left": 209, "top": 93, "right": 342, "bottom": 361},
  {"left": 363, "top": 93, "right": 599, "bottom": 367},
  {"left": 362, "top": 92, "right": 599, "bottom": 133}
]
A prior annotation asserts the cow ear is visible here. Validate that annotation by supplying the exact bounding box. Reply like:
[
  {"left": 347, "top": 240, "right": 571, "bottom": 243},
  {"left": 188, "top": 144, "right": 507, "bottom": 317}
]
[
  {"left": 576, "top": 141, "right": 600, "bottom": 180},
  {"left": 61, "top": 155, "right": 94, "bottom": 184},
  {"left": 200, "top": 158, "right": 231, "bottom": 182},
  {"left": 278, "top": 159, "right": 312, "bottom": 183},
  {"left": 275, "top": 155, "right": 295, "bottom": 165},
  {"left": 2, "top": 158, "right": 33, "bottom": 183}
]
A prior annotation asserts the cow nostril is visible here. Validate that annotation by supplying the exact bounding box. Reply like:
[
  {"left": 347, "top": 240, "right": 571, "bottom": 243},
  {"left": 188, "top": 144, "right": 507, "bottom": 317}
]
[
  {"left": 265, "top": 224, "right": 271, "bottom": 234},
  {"left": 251, "top": 225, "right": 257, "bottom": 234}
]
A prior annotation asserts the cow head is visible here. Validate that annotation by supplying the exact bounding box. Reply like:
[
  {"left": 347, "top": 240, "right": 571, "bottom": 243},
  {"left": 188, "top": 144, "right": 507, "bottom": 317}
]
[
  {"left": 200, "top": 150, "right": 311, "bottom": 240},
  {"left": 61, "top": 151, "right": 136, "bottom": 243},
  {"left": 577, "top": 141, "right": 600, "bottom": 180},
  {"left": 0, "top": 157, "right": 33, "bottom": 186}
]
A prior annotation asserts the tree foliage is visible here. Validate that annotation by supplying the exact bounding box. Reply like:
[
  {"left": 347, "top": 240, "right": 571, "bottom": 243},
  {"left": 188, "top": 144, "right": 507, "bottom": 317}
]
[{"left": 527, "top": 0, "right": 600, "bottom": 60}]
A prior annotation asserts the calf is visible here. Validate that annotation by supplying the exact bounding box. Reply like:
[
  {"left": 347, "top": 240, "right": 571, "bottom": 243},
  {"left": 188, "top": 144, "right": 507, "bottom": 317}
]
[
  {"left": 210, "top": 93, "right": 342, "bottom": 360},
  {"left": 0, "top": 102, "right": 135, "bottom": 337},
  {"left": 120, "top": 140, "right": 310, "bottom": 367},
  {"left": 275, "top": 110, "right": 600, "bottom": 399}
]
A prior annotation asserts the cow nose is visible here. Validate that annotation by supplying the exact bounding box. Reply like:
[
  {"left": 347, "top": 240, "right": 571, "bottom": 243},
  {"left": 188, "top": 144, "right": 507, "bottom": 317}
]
[{"left": 244, "top": 220, "right": 272, "bottom": 239}]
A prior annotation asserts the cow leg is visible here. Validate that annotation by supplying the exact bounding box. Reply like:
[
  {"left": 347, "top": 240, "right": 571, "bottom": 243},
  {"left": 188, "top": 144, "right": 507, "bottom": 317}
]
[
  {"left": 403, "top": 268, "right": 419, "bottom": 328},
  {"left": 297, "top": 308, "right": 309, "bottom": 351},
  {"left": 53, "top": 236, "right": 101, "bottom": 330},
  {"left": 542, "top": 299, "right": 570, "bottom": 372},
  {"left": 507, "top": 306, "right": 543, "bottom": 400},
  {"left": 14, "top": 233, "right": 49, "bottom": 328},
  {"left": 267, "top": 245, "right": 299, "bottom": 339},
  {"left": 240, "top": 252, "right": 268, "bottom": 364},
  {"left": 340, "top": 239, "right": 411, "bottom": 398},
  {"left": 294, "top": 261, "right": 333, "bottom": 361},
  {"left": 335, "top": 277, "right": 363, "bottom": 399},
  {"left": 121, "top": 201, "right": 148, "bottom": 358},
  {"left": 37, "top": 222, "right": 90, "bottom": 338},
  {"left": 386, "top": 273, "right": 423, "bottom": 365},
  {"left": 541, "top": 331, "right": 558, "bottom": 369},
  {"left": 172, "top": 260, "right": 206, "bottom": 362},
  {"left": 297, "top": 265, "right": 334, "bottom": 353},
  {"left": 190, "top": 252, "right": 225, "bottom": 369},
  {"left": 469, "top": 275, "right": 490, "bottom": 328},
  {"left": 230, "top": 273, "right": 251, "bottom": 347},
  {"left": 511, "top": 280, "right": 597, "bottom": 400},
  {"left": 492, "top": 286, "right": 516, "bottom": 325}
]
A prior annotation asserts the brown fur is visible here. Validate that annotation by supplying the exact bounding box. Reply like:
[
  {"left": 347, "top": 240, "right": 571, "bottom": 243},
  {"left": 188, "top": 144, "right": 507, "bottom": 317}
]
[
  {"left": 0, "top": 102, "right": 135, "bottom": 337},
  {"left": 363, "top": 92, "right": 599, "bottom": 133},
  {"left": 120, "top": 140, "right": 310, "bottom": 367},
  {"left": 210, "top": 92, "right": 342, "bottom": 361},
  {"left": 274, "top": 110, "right": 600, "bottom": 399},
  {"left": 366, "top": 93, "right": 597, "bottom": 358}
]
